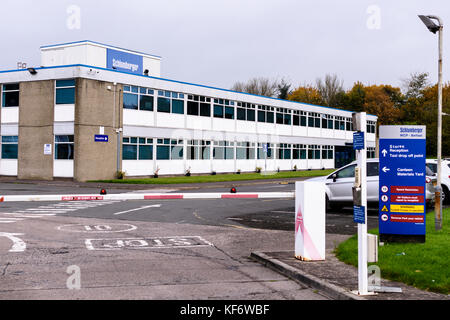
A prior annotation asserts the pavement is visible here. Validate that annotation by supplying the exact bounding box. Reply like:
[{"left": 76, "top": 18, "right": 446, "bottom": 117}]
[{"left": 250, "top": 233, "right": 450, "bottom": 300}]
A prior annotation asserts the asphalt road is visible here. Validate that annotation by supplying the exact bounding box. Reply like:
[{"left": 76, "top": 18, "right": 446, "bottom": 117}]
[{"left": 0, "top": 179, "right": 337, "bottom": 300}]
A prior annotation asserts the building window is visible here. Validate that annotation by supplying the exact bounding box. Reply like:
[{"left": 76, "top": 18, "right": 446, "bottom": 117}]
[
  {"left": 293, "top": 144, "right": 307, "bottom": 159},
  {"left": 213, "top": 99, "right": 234, "bottom": 119},
  {"left": 308, "top": 112, "right": 321, "bottom": 128},
  {"left": 257, "top": 143, "right": 274, "bottom": 159},
  {"left": 334, "top": 116, "right": 346, "bottom": 131},
  {"left": 123, "top": 86, "right": 156, "bottom": 111},
  {"left": 156, "top": 139, "right": 183, "bottom": 160},
  {"left": 157, "top": 90, "right": 184, "bottom": 114},
  {"left": 257, "top": 105, "right": 275, "bottom": 123},
  {"left": 122, "top": 137, "right": 153, "bottom": 160},
  {"left": 367, "top": 147, "right": 376, "bottom": 159},
  {"left": 322, "top": 145, "right": 334, "bottom": 159},
  {"left": 346, "top": 117, "right": 353, "bottom": 131},
  {"left": 308, "top": 145, "right": 321, "bottom": 159},
  {"left": 55, "top": 135, "right": 74, "bottom": 160},
  {"left": 367, "top": 121, "right": 376, "bottom": 134},
  {"left": 140, "top": 88, "right": 155, "bottom": 111},
  {"left": 277, "top": 144, "right": 292, "bottom": 160},
  {"left": 213, "top": 141, "right": 234, "bottom": 160},
  {"left": 276, "top": 108, "right": 291, "bottom": 125},
  {"left": 2, "top": 84, "right": 19, "bottom": 107},
  {"left": 1, "top": 136, "right": 18, "bottom": 159},
  {"left": 187, "top": 95, "right": 210, "bottom": 117},
  {"left": 293, "top": 111, "right": 307, "bottom": 127},
  {"left": 187, "top": 140, "right": 211, "bottom": 160},
  {"left": 236, "top": 102, "right": 256, "bottom": 122},
  {"left": 55, "top": 79, "right": 76, "bottom": 105},
  {"left": 236, "top": 142, "right": 255, "bottom": 160},
  {"left": 322, "top": 114, "right": 334, "bottom": 129}
]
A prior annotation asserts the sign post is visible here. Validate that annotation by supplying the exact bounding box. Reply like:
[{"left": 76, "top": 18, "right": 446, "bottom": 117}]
[
  {"left": 379, "top": 126, "right": 427, "bottom": 243},
  {"left": 352, "top": 112, "right": 373, "bottom": 296}
]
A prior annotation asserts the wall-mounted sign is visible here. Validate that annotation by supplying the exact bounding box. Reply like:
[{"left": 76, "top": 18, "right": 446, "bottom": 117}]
[
  {"left": 106, "top": 48, "right": 143, "bottom": 75},
  {"left": 44, "top": 144, "right": 52, "bottom": 155},
  {"left": 379, "top": 125, "right": 426, "bottom": 242},
  {"left": 94, "top": 135, "right": 109, "bottom": 142},
  {"left": 353, "top": 131, "right": 365, "bottom": 150}
]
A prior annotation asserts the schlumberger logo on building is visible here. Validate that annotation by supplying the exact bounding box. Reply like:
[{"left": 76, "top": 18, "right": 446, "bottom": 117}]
[
  {"left": 112, "top": 58, "right": 139, "bottom": 72},
  {"left": 107, "top": 48, "right": 143, "bottom": 74}
]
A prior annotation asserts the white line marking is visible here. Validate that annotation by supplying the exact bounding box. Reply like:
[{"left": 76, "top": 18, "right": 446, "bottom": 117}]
[
  {"left": 0, "top": 232, "right": 26, "bottom": 252},
  {"left": 113, "top": 204, "right": 162, "bottom": 216}
]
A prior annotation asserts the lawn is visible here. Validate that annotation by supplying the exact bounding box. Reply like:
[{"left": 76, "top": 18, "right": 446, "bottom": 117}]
[
  {"left": 335, "top": 209, "right": 450, "bottom": 294},
  {"left": 91, "top": 169, "right": 334, "bottom": 185}
]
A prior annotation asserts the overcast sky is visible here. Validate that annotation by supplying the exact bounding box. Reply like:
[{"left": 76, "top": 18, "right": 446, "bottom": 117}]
[{"left": 1, "top": 0, "right": 449, "bottom": 91}]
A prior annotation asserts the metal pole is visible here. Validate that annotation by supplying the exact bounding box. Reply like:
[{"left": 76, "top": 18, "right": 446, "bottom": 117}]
[
  {"left": 428, "top": 16, "right": 444, "bottom": 230},
  {"left": 357, "top": 112, "right": 369, "bottom": 295}
]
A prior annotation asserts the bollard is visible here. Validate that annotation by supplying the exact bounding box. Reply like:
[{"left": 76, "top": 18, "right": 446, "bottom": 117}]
[{"left": 295, "top": 181, "right": 326, "bottom": 261}]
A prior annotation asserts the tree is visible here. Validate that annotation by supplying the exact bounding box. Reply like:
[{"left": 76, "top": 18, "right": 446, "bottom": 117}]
[
  {"left": 402, "top": 72, "right": 430, "bottom": 100},
  {"left": 231, "top": 77, "right": 278, "bottom": 97},
  {"left": 316, "top": 74, "right": 345, "bottom": 108},
  {"left": 288, "top": 85, "right": 323, "bottom": 105},
  {"left": 277, "top": 78, "right": 292, "bottom": 100},
  {"left": 362, "top": 85, "right": 402, "bottom": 126}
]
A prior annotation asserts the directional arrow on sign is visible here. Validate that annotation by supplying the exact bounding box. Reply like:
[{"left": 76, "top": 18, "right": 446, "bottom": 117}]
[
  {"left": 382, "top": 167, "right": 390, "bottom": 173},
  {"left": 382, "top": 149, "right": 388, "bottom": 157}
]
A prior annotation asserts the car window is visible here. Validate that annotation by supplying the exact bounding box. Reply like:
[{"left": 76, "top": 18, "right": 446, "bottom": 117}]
[
  {"left": 427, "top": 163, "right": 437, "bottom": 173},
  {"left": 426, "top": 166, "right": 435, "bottom": 176},
  {"left": 335, "top": 165, "right": 356, "bottom": 179},
  {"left": 367, "top": 162, "right": 379, "bottom": 177}
]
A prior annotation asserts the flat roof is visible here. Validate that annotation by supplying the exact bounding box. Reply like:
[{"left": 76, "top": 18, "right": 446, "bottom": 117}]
[
  {"left": 40, "top": 40, "right": 162, "bottom": 60},
  {"left": 0, "top": 63, "right": 377, "bottom": 119}
]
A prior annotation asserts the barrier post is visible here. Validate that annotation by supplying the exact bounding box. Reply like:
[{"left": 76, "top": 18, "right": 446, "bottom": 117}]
[{"left": 295, "top": 181, "right": 326, "bottom": 261}]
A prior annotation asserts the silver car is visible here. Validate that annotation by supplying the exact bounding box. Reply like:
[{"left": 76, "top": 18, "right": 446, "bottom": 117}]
[{"left": 309, "top": 158, "right": 436, "bottom": 210}]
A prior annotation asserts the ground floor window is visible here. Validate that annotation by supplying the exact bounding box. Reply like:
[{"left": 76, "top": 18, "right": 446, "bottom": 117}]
[
  {"left": 322, "top": 145, "right": 334, "bottom": 159},
  {"left": 1, "top": 136, "right": 18, "bottom": 159},
  {"left": 157, "top": 139, "right": 183, "bottom": 160},
  {"left": 308, "top": 145, "right": 321, "bottom": 159},
  {"left": 187, "top": 140, "right": 211, "bottom": 160},
  {"left": 123, "top": 137, "right": 153, "bottom": 160},
  {"left": 55, "top": 135, "right": 74, "bottom": 160}
]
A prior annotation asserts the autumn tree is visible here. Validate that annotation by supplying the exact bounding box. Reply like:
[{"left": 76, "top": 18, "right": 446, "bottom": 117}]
[{"left": 288, "top": 85, "right": 323, "bottom": 105}]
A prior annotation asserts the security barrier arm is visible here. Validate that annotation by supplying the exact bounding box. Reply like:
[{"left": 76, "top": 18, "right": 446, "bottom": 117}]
[{"left": 0, "top": 192, "right": 295, "bottom": 203}]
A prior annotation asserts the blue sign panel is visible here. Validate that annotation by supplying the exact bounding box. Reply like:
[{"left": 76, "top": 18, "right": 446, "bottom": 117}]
[
  {"left": 353, "top": 132, "right": 365, "bottom": 150},
  {"left": 353, "top": 205, "right": 365, "bottom": 224},
  {"left": 95, "top": 135, "right": 109, "bottom": 142},
  {"left": 107, "top": 49, "right": 143, "bottom": 75},
  {"left": 378, "top": 126, "right": 426, "bottom": 239}
]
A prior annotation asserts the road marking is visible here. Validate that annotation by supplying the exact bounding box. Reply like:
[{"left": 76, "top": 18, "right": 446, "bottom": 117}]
[
  {"left": 57, "top": 223, "right": 137, "bottom": 233},
  {"left": 0, "top": 217, "right": 24, "bottom": 223},
  {"left": 113, "top": 204, "right": 162, "bottom": 216},
  {"left": 85, "top": 236, "right": 213, "bottom": 251},
  {"left": 0, "top": 232, "right": 26, "bottom": 252}
]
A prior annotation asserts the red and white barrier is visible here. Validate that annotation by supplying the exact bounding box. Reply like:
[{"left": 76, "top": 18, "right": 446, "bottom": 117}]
[{"left": 0, "top": 192, "right": 294, "bottom": 203}]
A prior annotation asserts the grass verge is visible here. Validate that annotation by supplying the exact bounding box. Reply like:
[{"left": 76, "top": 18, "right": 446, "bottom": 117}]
[
  {"left": 90, "top": 169, "right": 334, "bottom": 185},
  {"left": 335, "top": 209, "right": 450, "bottom": 294}
]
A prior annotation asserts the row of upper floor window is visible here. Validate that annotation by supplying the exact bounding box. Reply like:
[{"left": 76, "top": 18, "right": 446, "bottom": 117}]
[{"left": 123, "top": 85, "right": 378, "bottom": 133}]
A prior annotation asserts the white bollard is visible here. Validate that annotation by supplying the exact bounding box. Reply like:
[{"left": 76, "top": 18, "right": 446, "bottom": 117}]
[{"left": 295, "top": 181, "right": 326, "bottom": 261}]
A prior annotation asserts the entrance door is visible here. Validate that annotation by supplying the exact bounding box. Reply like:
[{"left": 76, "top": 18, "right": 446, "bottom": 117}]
[{"left": 334, "top": 146, "right": 355, "bottom": 169}]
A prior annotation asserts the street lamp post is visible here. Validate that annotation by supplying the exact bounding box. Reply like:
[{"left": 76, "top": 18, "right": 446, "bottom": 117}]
[{"left": 418, "top": 15, "right": 444, "bottom": 230}]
